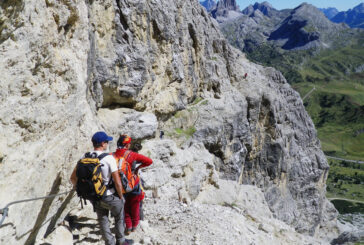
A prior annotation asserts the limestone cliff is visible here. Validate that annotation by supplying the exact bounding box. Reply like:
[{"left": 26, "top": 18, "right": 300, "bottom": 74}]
[{"left": 0, "top": 0, "right": 338, "bottom": 244}]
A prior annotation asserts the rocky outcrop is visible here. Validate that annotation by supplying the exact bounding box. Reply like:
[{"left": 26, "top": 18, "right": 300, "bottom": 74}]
[
  {"left": 0, "top": 0, "right": 25, "bottom": 45},
  {"left": 0, "top": 1, "right": 94, "bottom": 244},
  {"left": 211, "top": 0, "right": 243, "bottom": 23},
  {"left": 331, "top": 3, "right": 364, "bottom": 29},
  {"left": 162, "top": 60, "right": 339, "bottom": 236},
  {"left": 0, "top": 0, "right": 339, "bottom": 244}
]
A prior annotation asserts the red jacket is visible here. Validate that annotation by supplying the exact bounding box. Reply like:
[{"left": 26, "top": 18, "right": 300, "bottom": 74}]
[
  {"left": 113, "top": 148, "right": 152, "bottom": 191},
  {"left": 114, "top": 148, "right": 153, "bottom": 170}
]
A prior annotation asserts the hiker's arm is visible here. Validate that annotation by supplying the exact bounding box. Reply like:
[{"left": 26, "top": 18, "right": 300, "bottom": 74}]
[
  {"left": 111, "top": 171, "right": 123, "bottom": 199},
  {"left": 133, "top": 153, "right": 153, "bottom": 174},
  {"left": 70, "top": 166, "right": 77, "bottom": 187}
]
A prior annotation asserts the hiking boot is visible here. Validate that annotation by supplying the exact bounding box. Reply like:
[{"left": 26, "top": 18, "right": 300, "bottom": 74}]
[
  {"left": 131, "top": 226, "right": 137, "bottom": 232},
  {"left": 124, "top": 228, "right": 132, "bottom": 235}
]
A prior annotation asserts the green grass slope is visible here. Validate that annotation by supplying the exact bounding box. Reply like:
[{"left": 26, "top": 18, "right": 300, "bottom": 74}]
[
  {"left": 326, "top": 159, "right": 364, "bottom": 203},
  {"left": 292, "top": 33, "right": 364, "bottom": 160}
]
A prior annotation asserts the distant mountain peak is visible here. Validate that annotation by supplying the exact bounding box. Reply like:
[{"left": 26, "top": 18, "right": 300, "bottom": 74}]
[
  {"left": 200, "top": 0, "right": 217, "bottom": 12},
  {"left": 319, "top": 7, "right": 339, "bottom": 19},
  {"left": 254, "top": 1, "right": 273, "bottom": 8},
  {"left": 210, "top": 0, "right": 243, "bottom": 23},
  {"left": 216, "top": 0, "right": 240, "bottom": 11},
  {"left": 243, "top": 1, "right": 277, "bottom": 17},
  {"left": 353, "top": 2, "right": 364, "bottom": 11},
  {"left": 292, "top": 3, "right": 330, "bottom": 20},
  {"left": 294, "top": 2, "right": 317, "bottom": 11},
  {"left": 331, "top": 2, "right": 364, "bottom": 28},
  {"left": 267, "top": 2, "right": 345, "bottom": 50}
]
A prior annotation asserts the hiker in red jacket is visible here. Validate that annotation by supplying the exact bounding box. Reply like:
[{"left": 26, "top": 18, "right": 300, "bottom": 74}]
[{"left": 114, "top": 134, "right": 153, "bottom": 235}]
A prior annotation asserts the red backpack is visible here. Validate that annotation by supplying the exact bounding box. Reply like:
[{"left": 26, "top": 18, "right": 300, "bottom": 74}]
[{"left": 113, "top": 151, "right": 138, "bottom": 193}]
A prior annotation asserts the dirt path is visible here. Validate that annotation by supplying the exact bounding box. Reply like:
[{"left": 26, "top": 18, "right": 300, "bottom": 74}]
[
  {"left": 328, "top": 197, "right": 364, "bottom": 204},
  {"left": 326, "top": 155, "right": 364, "bottom": 164}
]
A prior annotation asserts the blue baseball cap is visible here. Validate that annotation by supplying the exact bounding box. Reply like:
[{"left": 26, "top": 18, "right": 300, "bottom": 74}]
[{"left": 91, "top": 131, "right": 113, "bottom": 144}]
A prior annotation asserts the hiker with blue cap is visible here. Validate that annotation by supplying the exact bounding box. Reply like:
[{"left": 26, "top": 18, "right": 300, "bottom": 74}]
[{"left": 70, "top": 131, "right": 132, "bottom": 245}]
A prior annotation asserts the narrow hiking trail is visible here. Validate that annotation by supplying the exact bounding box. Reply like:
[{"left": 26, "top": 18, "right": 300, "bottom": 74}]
[
  {"left": 328, "top": 198, "right": 364, "bottom": 205},
  {"left": 326, "top": 156, "right": 364, "bottom": 164}
]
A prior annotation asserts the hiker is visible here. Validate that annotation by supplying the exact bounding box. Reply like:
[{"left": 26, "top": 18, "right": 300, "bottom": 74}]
[
  {"left": 70, "top": 131, "right": 130, "bottom": 245},
  {"left": 159, "top": 130, "right": 164, "bottom": 139},
  {"left": 130, "top": 142, "right": 145, "bottom": 221},
  {"left": 244, "top": 73, "right": 248, "bottom": 79},
  {"left": 113, "top": 134, "right": 152, "bottom": 235}
]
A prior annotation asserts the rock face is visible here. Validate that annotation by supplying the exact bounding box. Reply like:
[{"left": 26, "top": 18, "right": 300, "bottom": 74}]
[
  {"left": 0, "top": 0, "right": 339, "bottom": 244},
  {"left": 331, "top": 3, "right": 364, "bottom": 29},
  {"left": 211, "top": 0, "right": 243, "bottom": 23}
]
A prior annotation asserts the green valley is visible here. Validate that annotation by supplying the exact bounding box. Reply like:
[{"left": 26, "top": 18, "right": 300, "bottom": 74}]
[{"left": 293, "top": 34, "right": 364, "bottom": 161}]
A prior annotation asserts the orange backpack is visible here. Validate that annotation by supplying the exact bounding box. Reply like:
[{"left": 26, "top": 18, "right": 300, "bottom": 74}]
[{"left": 114, "top": 151, "right": 138, "bottom": 193}]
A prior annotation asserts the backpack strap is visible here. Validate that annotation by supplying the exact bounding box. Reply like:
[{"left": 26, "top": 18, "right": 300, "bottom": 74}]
[
  {"left": 117, "top": 150, "right": 132, "bottom": 169},
  {"left": 97, "top": 152, "right": 113, "bottom": 189},
  {"left": 124, "top": 150, "right": 132, "bottom": 162},
  {"left": 97, "top": 153, "right": 109, "bottom": 160},
  {"left": 117, "top": 153, "right": 122, "bottom": 170},
  {"left": 124, "top": 150, "right": 132, "bottom": 173},
  {"left": 84, "top": 152, "right": 108, "bottom": 159}
]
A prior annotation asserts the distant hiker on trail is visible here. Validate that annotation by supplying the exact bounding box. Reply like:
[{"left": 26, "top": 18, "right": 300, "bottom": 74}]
[
  {"left": 244, "top": 73, "right": 248, "bottom": 79},
  {"left": 70, "top": 131, "right": 131, "bottom": 245},
  {"left": 113, "top": 134, "right": 153, "bottom": 235}
]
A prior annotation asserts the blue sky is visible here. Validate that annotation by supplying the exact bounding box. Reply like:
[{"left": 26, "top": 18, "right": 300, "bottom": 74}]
[{"left": 235, "top": 0, "right": 364, "bottom": 11}]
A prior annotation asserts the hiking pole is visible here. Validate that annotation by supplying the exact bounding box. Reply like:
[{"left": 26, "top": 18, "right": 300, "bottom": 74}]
[{"left": 0, "top": 190, "right": 72, "bottom": 227}]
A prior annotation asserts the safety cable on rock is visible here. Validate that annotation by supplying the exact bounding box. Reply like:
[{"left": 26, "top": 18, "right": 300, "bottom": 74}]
[{"left": 0, "top": 190, "right": 73, "bottom": 227}]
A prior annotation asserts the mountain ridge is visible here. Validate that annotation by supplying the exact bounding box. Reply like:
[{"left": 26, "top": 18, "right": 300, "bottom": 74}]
[
  {"left": 221, "top": 2, "right": 349, "bottom": 52},
  {"left": 319, "top": 7, "right": 339, "bottom": 19},
  {"left": 200, "top": 1, "right": 364, "bottom": 30},
  {"left": 331, "top": 3, "right": 364, "bottom": 28}
]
